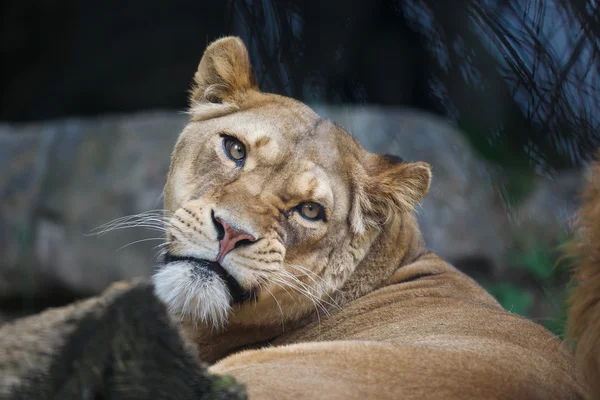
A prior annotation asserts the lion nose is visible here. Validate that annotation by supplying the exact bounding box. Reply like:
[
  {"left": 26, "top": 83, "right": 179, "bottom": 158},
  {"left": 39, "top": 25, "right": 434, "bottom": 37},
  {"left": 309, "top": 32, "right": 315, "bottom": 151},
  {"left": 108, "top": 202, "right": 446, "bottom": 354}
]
[{"left": 214, "top": 217, "right": 256, "bottom": 263}]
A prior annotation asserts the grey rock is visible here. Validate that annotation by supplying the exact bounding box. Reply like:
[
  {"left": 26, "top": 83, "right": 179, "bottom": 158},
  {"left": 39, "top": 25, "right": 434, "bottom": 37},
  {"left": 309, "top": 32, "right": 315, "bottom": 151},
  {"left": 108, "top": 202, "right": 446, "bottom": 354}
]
[
  {"left": 1, "top": 113, "right": 185, "bottom": 298},
  {"left": 0, "top": 280, "right": 247, "bottom": 399}
]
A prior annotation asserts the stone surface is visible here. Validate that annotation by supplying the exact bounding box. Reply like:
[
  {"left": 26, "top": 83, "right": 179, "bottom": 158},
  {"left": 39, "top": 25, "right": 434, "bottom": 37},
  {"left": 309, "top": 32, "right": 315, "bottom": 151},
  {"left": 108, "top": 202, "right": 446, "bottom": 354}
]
[
  {"left": 1, "top": 113, "right": 186, "bottom": 299},
  {"left": 0, "top": 106, "right": 581, "bottom": 303},
  {"left": 0, "top": 279, "right": 247, "bottom": 399}
]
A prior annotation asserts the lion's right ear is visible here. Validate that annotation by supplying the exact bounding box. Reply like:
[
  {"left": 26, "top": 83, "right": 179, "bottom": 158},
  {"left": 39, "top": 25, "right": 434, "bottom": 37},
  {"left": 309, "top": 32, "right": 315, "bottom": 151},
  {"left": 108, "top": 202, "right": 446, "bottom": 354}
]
[{"left": 190, "top": 36, "right": 258, "bottom": 105}]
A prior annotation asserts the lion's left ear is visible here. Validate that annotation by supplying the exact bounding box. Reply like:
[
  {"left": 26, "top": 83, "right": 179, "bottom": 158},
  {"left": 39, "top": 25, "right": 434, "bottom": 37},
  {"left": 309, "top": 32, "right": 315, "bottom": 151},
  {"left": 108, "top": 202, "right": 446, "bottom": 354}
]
[
  {"left": 190, "top": 36, "right": 258, "bottom": 105},
  {"left": 351, "top": 155, "right": 432, "bottom": 234}
]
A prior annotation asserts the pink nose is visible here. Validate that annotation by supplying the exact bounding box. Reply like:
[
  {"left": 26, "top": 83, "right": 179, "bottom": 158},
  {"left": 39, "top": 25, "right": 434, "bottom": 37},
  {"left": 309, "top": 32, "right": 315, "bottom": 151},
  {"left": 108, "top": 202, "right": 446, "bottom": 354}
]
[{"left": 215, "top": 217, "right": 256, "bottom": 263}]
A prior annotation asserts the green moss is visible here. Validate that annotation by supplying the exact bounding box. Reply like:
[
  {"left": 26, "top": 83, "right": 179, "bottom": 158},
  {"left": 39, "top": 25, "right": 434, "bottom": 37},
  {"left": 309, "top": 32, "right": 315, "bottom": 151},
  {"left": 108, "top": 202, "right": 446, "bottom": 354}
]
[
  {"left": 210, "top": 374, "right": 240, "bottom": 391},
  {"left": 508, "top": 243, "right": 555, "bottom": 281},
  {"left": 481, "top": 234, "right": 575, "bottom": 340},
  {"left": 483, "top": 282, "right": 534, "bottom": 316}
]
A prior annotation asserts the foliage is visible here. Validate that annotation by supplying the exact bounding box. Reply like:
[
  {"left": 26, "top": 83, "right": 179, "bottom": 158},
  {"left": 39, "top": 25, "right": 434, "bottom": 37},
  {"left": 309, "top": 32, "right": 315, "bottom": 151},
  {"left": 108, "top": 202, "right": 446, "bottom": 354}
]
[
  {"left": 483, "top": 282, "right": 534, "bottom": 317},
  {"left": 480, "top": 235, "right": 573, "bottom": 339},
  {"left": 229, "top": 0, "right": 600, "bottom": 178}
]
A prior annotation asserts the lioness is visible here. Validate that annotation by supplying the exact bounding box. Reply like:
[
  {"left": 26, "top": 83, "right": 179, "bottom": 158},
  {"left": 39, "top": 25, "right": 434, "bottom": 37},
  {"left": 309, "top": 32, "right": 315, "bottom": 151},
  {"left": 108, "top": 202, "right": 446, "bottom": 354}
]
[{"left": 152, "top": 36, "right": 583, "bottom": 399}]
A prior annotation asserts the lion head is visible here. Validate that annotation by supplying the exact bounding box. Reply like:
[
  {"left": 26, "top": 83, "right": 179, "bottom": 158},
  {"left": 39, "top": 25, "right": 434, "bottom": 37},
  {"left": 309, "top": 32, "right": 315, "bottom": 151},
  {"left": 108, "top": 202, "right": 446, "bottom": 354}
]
[{"left": 152, "top": 37, "right": 431, "bottom": 331}]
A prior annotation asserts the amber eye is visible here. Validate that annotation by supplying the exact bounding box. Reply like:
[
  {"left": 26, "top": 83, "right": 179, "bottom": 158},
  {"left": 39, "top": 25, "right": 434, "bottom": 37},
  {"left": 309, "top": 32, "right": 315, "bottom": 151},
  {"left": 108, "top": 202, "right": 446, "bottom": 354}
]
[
  {"left": 298, "top": 202, "right": 325, "bottom": 221},
  {"left": 222, "top": 136, "right": 246, "bottom": 162}
]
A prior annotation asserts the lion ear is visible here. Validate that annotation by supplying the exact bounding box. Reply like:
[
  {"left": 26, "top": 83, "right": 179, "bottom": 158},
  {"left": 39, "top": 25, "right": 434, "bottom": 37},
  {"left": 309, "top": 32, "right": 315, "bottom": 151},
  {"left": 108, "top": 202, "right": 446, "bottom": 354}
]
[
  {"left": 351, "top": 155, "right": 432, "bottom": 234},
  {"left": 190, "top": 36, "right": 258, "bottom": 105}
]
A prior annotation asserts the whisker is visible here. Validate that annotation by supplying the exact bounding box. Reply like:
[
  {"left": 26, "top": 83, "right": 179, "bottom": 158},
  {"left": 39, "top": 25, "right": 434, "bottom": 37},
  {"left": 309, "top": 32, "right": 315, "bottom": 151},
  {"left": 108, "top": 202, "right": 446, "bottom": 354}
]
[
  {"left": 91, "top": 210, "right": 170, "bottom": 229},
  {"left": 271, "top": 274, "right": 331, "bottom": 316},
  {"left": 269, "top": 279, "right": 296, "bottom": 301},
  {"left": 271, "top": 276, "right": 324, "bottom": 330},
  {"left": 153, "top": 241, "right": 173, "bottom": 250},
  {"left": 279, "top": 274, "right": 324, "bottom": 333},
  {"left": 284, "top": 262, "right": 340, "bottom": 308},
  {"left": 116, "top": 237, "right": 169, "bottom": 251},
  {"left": 284, "top": 262, "right": 330, "bottom": 286},
  {"left": 276, "top": 269, "right": 340, "bottom": 311},
  {"left": 88, "top": 210, "right": 175, "bottom": 237},
  {"left": 264, "top": 285, "right": 285, "bottom": 332},
  {"left": 151, "top": 241, "right": 177, "bottom": 262}
]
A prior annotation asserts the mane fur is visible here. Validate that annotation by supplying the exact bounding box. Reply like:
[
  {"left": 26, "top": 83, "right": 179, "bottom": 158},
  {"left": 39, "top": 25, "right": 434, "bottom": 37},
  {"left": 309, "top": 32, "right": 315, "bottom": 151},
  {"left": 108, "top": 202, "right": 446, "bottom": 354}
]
[{"left": 567, "top": 155, "right": 600, "bottom": 398}]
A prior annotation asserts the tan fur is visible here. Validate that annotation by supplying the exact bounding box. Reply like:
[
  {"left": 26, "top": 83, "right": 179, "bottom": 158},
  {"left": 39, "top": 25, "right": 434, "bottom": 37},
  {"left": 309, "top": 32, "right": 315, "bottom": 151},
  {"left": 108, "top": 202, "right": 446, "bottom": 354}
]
[
  {"left": 152, "top": 37, "right": 583, "bottom": 398},
  {"left": 568, "top": 155, "right": 600, "bottom": 399}
]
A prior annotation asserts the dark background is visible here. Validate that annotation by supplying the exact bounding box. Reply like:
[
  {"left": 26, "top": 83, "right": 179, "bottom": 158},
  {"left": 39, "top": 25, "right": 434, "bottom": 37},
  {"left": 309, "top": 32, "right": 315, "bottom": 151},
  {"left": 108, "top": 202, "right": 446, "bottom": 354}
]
[
  {"left": 1, "top": 0, "right": 599, "bottom": 336},
  {"left": 3, "top": 0, "right": 599, "bottom": 173}
]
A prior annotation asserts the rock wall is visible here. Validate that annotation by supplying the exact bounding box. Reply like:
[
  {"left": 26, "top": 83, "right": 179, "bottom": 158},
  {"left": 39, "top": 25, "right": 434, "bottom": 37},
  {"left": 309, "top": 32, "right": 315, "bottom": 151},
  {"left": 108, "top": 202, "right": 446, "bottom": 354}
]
[{"left": 0, "top": 106, "right": 581, "bottom": 315}]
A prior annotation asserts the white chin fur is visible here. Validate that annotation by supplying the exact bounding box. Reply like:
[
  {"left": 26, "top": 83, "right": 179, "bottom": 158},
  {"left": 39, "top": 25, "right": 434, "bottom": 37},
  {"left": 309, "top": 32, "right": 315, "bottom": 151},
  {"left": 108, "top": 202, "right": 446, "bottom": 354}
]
[{"left": 152, "top": 261, "right": 232, "bottom": 330}]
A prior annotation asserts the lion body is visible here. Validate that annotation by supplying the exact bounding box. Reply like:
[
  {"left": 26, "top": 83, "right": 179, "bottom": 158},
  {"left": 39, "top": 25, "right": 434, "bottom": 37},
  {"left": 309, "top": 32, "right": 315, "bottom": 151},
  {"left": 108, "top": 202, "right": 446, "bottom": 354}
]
[
  {"left": 210, "top": 253, "right": 580, "bottom": 399},
  {"left": 152, "top": 36, "right": 585, "bottom": 399}
]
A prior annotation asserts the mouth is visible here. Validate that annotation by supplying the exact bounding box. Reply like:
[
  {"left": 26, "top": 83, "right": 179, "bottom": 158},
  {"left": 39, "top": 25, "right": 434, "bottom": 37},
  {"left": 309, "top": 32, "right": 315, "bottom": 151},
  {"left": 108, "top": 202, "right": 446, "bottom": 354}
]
[{"left": 163, "top": 252, "right": 255, "bottom": 304}]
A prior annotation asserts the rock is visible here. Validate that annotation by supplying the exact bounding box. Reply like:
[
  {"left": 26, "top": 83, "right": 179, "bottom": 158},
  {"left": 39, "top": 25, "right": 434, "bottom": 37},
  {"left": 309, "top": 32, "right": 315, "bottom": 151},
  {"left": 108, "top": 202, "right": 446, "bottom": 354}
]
[
  {"left": 0, "top": 106, "right": 581, "bottom": 305},
  {"left": 0, "top": 279, "right": 247, "bottom": 399},
  {"left": 0, "top": 113, "right": 185, "bottom": 299}
]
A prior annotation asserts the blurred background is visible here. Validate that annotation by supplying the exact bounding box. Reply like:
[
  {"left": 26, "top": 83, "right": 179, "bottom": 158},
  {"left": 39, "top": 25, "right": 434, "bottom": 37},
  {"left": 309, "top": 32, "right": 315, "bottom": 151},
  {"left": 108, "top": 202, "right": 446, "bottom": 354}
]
[{"left": 1, "top": 0, "right": 599, "bottom": 338}]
